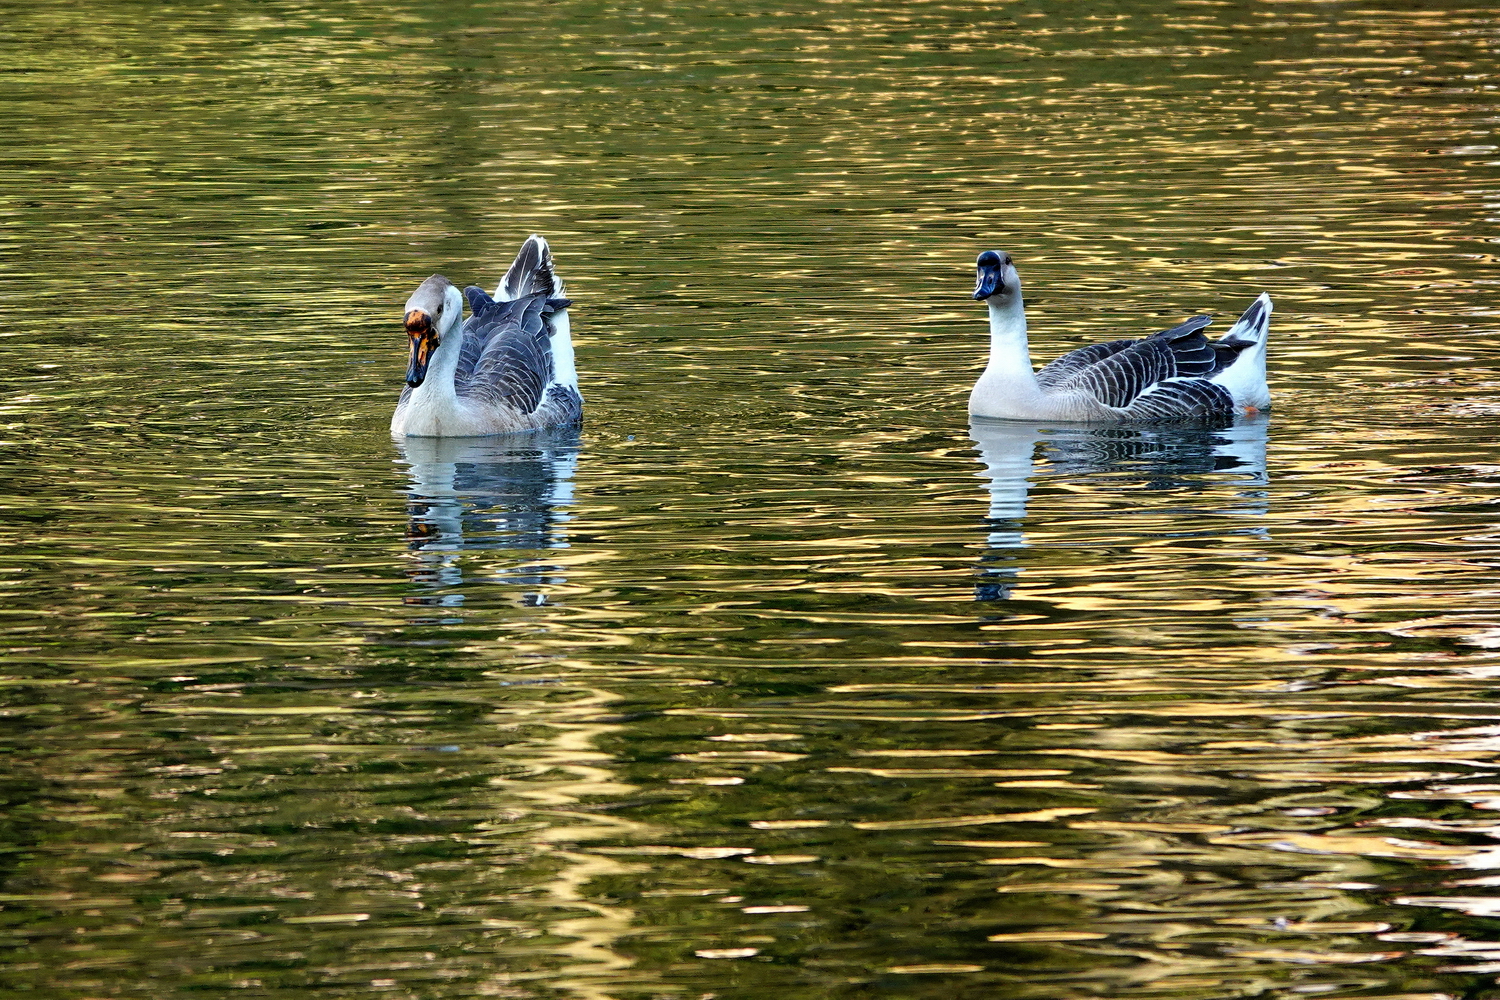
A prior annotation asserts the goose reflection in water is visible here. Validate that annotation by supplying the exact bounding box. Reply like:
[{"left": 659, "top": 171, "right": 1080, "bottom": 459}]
[
  {"left": 970, "top": 416, "right": 1269, "bottom": 601},
  {"left": 395, "top": 431, "right": 580, "bottom": 606}
]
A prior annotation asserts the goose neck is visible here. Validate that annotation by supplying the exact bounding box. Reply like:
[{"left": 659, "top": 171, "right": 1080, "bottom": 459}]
[
  {"left": 408, "top": 330, "right": 461, "bottom": 413},
  {"left": 984, "top": 297, "right": 1036, "bottom": 384}
]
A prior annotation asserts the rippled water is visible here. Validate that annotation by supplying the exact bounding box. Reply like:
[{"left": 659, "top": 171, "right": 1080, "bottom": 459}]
[{"left": 4, "top": 0, "right": 1500, "bottom": 997}]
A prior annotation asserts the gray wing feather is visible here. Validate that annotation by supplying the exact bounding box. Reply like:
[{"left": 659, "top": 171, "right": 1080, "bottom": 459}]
[
  {"left": 1035, "top": 316, "right": 1215, "bottom": 391},
  {"left": 1156, "top": 316, "right": 1217, "bottom": 376},
  {"left": 1035, "top": 339, "right": 1136, "bottom": 391},
  {"left": 455, "top": 286, "right": 498, "bottom": 380},
  {"left": 1044, "top": 315, "right": 1221, "bottom": 411},
  {"left": 455, "top": 286, "right": 555, "bottom": 416},
  {"left": 1154, "top": 315, "right": 1214, "bottom": 340},
  {"left": 542, "top": 383, "right": 583, "bottom": 426},
  {"left": 1055, "top": 338, "right": 1178, "bottom": 409},
  {"left": 498, "top": 235, "right": 557, "bottom": 301},
  {"left": 1116, "top": 377, "right": 1235, "bottom": 422}
]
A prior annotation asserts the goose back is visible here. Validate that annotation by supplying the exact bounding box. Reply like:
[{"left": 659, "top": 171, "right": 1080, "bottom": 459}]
[
  {"left": 456, "top": 286, "right": 572, "bottom": 415},
  {"left": 1036, "top": 316, "right": 1260, "bottom": 420}
]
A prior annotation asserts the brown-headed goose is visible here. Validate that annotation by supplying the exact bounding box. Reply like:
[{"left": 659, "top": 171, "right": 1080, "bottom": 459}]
[{"left": 393, "top": 235, "right": 581, "bottom": 437}]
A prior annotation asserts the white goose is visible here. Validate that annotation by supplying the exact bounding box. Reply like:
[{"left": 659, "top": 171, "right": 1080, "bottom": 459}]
[
  {"left": 968, "top": 251, "right": 1272, "bottom": 423},
  {"left": 392, "top": 235, "right": 582, "bottom": 437}
]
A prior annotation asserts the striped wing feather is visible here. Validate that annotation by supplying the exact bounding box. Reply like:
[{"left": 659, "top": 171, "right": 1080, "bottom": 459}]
[
  {"left": 1035, "top": 339, "right": 1136, "bottom": 391},
  {"left": 498, "top": 236, "right": 558, "bottom": 301},
  {"left": 455, "top": 286, "right": 567, "bottom": 416},
  {"left": 1042, "top": 315, "right": 1236, "bottom": 415}
]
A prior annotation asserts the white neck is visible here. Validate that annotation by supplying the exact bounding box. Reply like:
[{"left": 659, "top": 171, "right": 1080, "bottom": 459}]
[
  {"left": 400, "top": 319, "right": 465, "bottom": 434},
  {"left": 969, "top": 288, "right": 1051, "bottom": 419},
  {"left": 983, "top": 294, "right": 1041, "bottom": 389},
  {"left": 420, "top": 329, "right": 463, "bottom": 399}
]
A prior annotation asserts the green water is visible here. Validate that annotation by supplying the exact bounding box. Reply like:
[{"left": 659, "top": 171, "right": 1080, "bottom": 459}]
[{"left": 4, "top": 1, "right": 1500, "bottom": 997}]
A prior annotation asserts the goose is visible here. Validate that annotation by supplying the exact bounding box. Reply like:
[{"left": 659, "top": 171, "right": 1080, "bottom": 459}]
[
  {"left": 392, "top": 235, "right": 582, "bottom": 437},
  {"left": 968, "top": 251, "right": 1272, "bottom": 423}
]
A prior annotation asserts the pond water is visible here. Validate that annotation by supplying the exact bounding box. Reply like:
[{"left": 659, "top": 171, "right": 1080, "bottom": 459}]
[{"left": 4, "top": 1, "right": 1500, "bottom": 997}]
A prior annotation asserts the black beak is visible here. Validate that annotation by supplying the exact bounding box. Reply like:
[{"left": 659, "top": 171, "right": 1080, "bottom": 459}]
[
  {"left": 405, "top": 310, "right": 436, "bottom": 387},
  {"left": 973, "top": 264, "right": 1003, "bottom": 301}
]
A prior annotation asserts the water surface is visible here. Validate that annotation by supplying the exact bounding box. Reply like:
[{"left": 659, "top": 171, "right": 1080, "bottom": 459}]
[{"left": 4, "top": 1, "right": 1500, "bottom": 997}]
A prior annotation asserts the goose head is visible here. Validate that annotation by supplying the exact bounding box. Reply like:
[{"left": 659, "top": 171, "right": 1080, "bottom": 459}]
[
  {"left": 973, "top": 251, "right": 1020, "bottom": 303},
  {"left": 403, "top": 275, "right": 463, "bottom": 387}
]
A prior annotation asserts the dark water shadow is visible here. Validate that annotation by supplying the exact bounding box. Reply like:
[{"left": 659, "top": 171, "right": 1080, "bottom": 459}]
[
  {"left": 394, "top": 430, "right": 582, "bottom": 604},
  {"left": 969, "top": 416, "right": 1270, "bottom": 601}
]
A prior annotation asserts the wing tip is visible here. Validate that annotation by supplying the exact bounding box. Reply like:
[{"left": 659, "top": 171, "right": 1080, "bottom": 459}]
[
  {"left": 1152, "top": 314, "right": 1214, "bottom": 341},
  {"left": 464, "top": 285, "right": 496, "bottom": 314}
]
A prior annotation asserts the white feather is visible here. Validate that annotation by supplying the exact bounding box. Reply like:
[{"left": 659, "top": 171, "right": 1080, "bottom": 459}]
[{"left": 1208, "top": 293, "right": 1272, "bottom": 411}]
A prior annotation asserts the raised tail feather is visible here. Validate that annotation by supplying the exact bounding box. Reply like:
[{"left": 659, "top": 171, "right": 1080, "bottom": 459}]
[
  {"left": 1208, "top": 293, "right": 1272, "bottom": 410},
  {"left": 496, "top": 235, "right": 564, "bottom": 302},
  {"left": 1219, "top": 293, "right": 1271, "bottom": 349}
]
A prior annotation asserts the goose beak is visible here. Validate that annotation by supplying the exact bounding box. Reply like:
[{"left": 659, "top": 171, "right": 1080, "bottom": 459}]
[
  {"left": 973, "top": 264, "right": 1003, "bottom": 301},
  {"left": 405, "top": 310, "right": 437, "bottom": 387}
]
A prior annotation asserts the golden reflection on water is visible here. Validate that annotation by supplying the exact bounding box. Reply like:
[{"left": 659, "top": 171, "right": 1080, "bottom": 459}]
[{"left": 3, "top": 0, "right": 1500, "bottom": 996}]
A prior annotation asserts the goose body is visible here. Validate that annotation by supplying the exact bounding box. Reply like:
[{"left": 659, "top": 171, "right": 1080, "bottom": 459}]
[
  {"left": 967, "top": 251, "right": 1271, "bottom": 423},
  {"left": 392, "top": 235, "right": 582, "bottom": 438}
]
